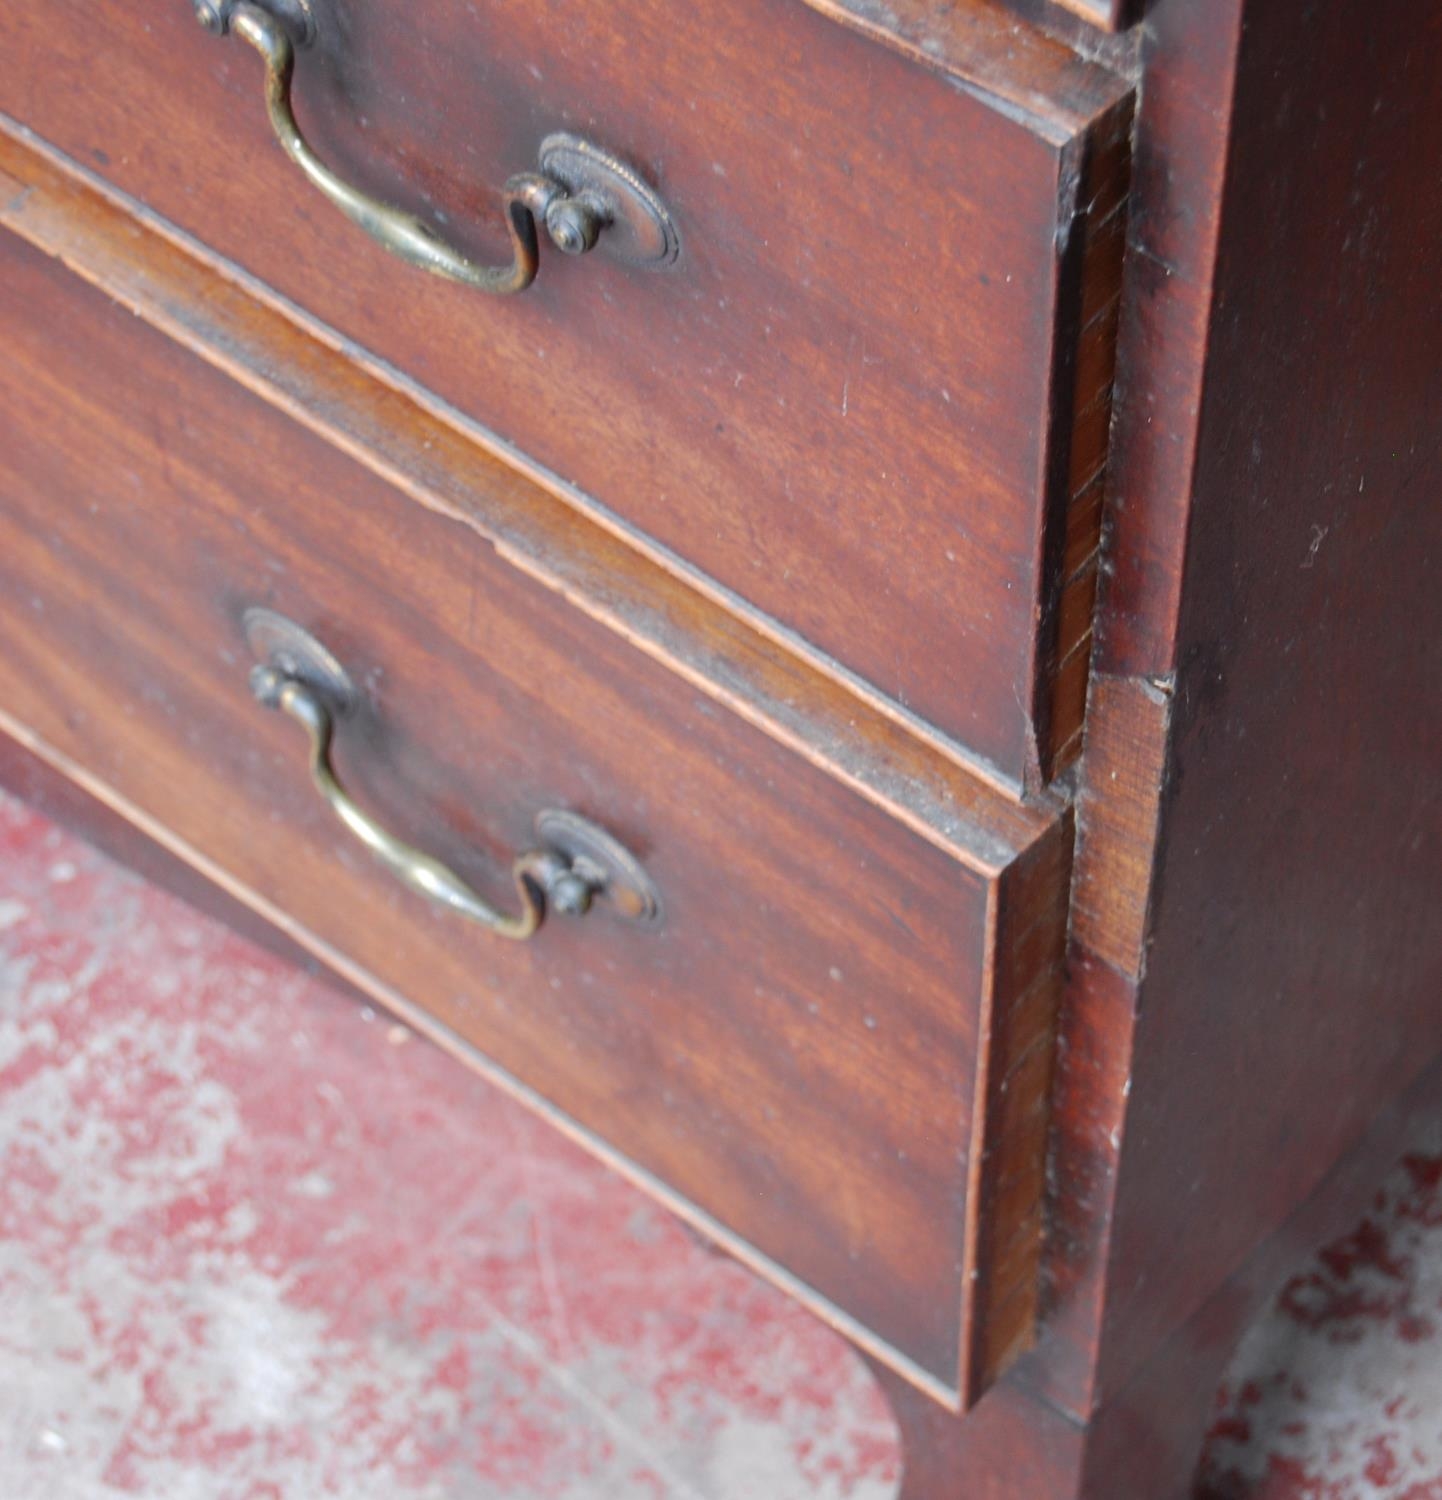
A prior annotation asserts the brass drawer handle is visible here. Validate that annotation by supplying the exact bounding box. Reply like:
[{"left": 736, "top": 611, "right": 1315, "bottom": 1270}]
[
  {"left": 245, "top": 609, "right": 662, "bottom": 941},
  {"left": 194, "top": 1, "right": 680, "bottom": 291}
]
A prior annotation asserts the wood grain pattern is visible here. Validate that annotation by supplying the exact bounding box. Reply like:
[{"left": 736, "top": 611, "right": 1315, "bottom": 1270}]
[
  {"left": 769, "top": 0, "right": 1442, "bottom": 1490},
  {"left": 0, "top": 122, "right": 1054, "bottom": 869},
  {"left": 0, "top": 0, "right": 1132, "bottom": 784},
  {"left": 1039, "top": 105, "right": 1131, "bottom": 775},
  {"left": 805, "top": 0, "right": 1133, "bottom": 783},
  {"left": 1068, "top": 673, "right": 1170, "bottom": 975},
  {"left": 8, "top": 0, "right": 1442, "bottom": 1494},
  {"left": 1092, "top": 0, "right": 1442, "bottom": 1409},
  {"left": 965, "top": 819, "right": 1073, "bottom": 1397},
  {"left": 797, "top": 0, "right": 1131, "bottom": 127},
  {"left": 0, "top": 214, "right": 1070, "bottom": 1409},
  {"left": 1020, "top": 0, "right": 1254, "bottom": 1436},
  {"left": 865, "top": 1354, "right": 1085, "bottom": 1500}
]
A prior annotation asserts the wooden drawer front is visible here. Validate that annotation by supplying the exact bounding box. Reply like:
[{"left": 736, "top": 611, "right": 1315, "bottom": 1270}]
[
  {"left": 0, "top": 0, "right": 1129, "bottom": 783},
  {"left": 0, "top": 229, "right": 1070, "bottom": 1408}
]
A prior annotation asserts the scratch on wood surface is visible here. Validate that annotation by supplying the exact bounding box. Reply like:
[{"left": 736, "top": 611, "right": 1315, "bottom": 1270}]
[
  {"left": 0, "top": 168, "right": 32, "bottom": 214},
  {"left": 1301, "top": 524, "right": 1329, "bottom": 569}
]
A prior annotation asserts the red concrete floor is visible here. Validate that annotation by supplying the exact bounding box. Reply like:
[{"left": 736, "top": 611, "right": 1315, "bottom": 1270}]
[{"left": 1, "top": 787, "right": 1439, "bottom": 1500}]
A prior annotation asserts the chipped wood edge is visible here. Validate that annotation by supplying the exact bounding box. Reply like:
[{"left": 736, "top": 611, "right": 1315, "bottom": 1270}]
[{"left": 797, "top": 0, "right": 1134, "bottom": 141}]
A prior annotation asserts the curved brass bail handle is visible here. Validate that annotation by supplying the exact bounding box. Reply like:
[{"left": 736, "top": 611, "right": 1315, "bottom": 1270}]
[
  {"left": 251, "top": 667, "right": 579, "bottom": 940},
  {"left": 215, "top": 1, "right": 560, "bottom": 293}
]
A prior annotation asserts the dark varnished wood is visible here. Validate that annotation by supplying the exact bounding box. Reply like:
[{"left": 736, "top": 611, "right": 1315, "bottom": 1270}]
[
  {"left": 0, "top": 213, "right": 1070, "bottom": 1409},
  {"left": 1020, "top": 0, "right": 1260, "bottom": 1444},
  {"left": 866, "top": 1354, "right": 1085, "bottom": 1500},
  {"left": 4, "top": 0, "right": 1442, "bottom": 1494},
  {"left": 796, "top": 0, "right": 1442, "bottom": 1492},
  {"left": 845, "top": 1045, "right": 1442, "bottom": 1500},
  {"left": 805, "top": 0, "right": 1133, "bottom": 780},
  {"left": 1090, "top": 0, "right": 1442, "bottom": 1411},
  {"left": 798, "top": 0, "right": 1130, "bottom": 125},
  {"left": 0, "top": 124, "right": 1054, "bottom": 873},
  {"left": 1069, "top": 1051, "right": 1442, "bottom": 1500},
  {"left": 0, "top": 0, "right": 1132, "bottom": 784},
  {"left": 1022, "top": 0, "right": 1442, "bottom": 1492}
]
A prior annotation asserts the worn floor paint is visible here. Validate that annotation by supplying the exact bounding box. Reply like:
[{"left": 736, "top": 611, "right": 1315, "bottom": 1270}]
[
  {"left": 1198, "top": 1141, "right": 1442, "bottom": 1500},
  {"left": 0, "top": 789, "right": 1438, "bottom": 1498}
]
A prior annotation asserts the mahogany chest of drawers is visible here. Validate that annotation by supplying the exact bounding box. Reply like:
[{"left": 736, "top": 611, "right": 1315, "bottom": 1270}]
[{"left": 1, "top": 0, "right": 1438, "bottom": 1495}]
